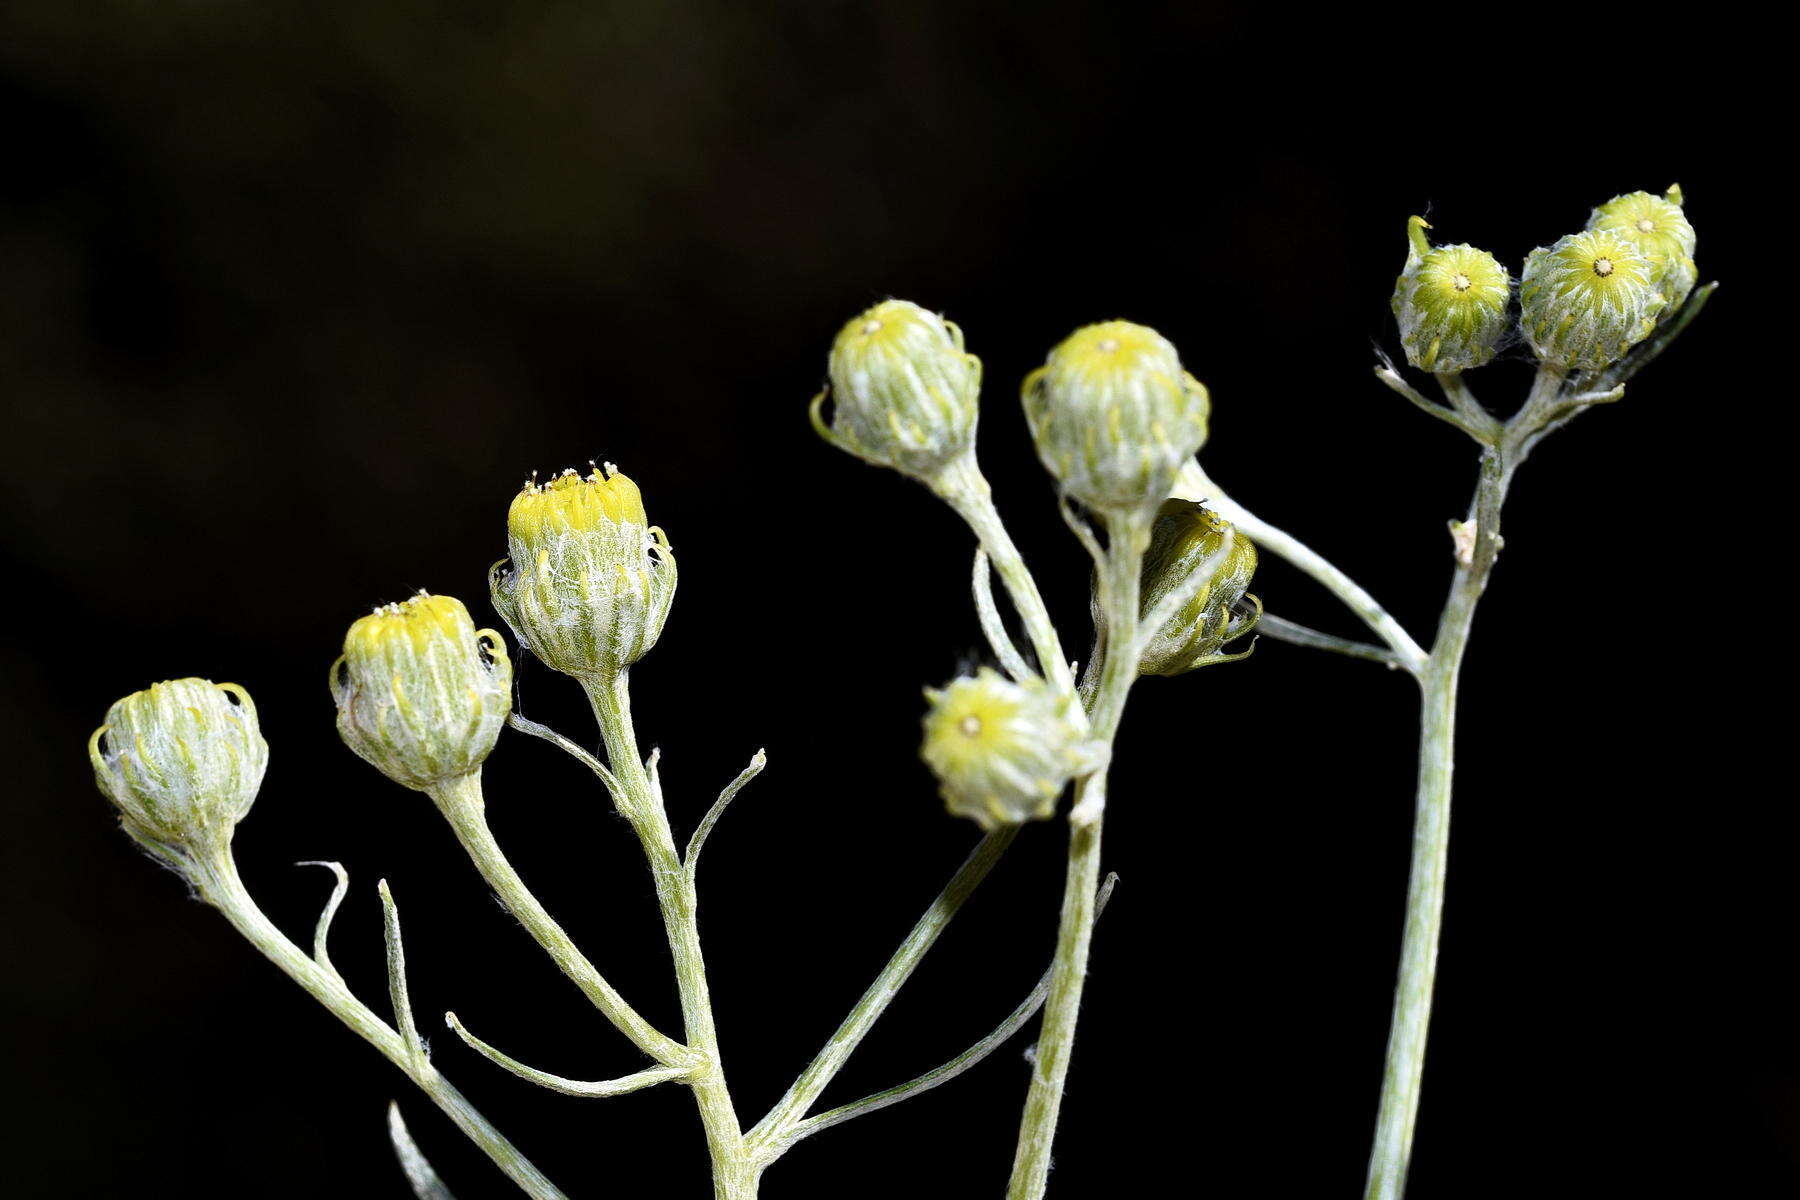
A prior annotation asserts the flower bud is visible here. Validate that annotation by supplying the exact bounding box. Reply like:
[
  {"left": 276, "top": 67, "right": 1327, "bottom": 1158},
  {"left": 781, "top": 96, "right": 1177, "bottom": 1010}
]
[
  {"left": 814, "top": 299, "right": 981, "bottom": 485},
  {"left": 1133, "top": 501, "right": 1260, "bottom": 676},
  {"left": 89, "top": 678, "right": 268, "bottom": 860},
  {"left": 1586, "top": 185, "right": 1697, "bottom": 314},
  {"left": 490, "top": 464, "right": 676, "bottom": 680},
  {"left": 1390, "top": 217, "right": 1510, "bottom": 373},
  {"left": 1520, "top": 228, "right": 1665, "bottom": 370},
  {"left": 1021, "top": 321, "right": 1210, "bottom": 517},
  {"left": 332, "top": 592, "right": 512, "bottom": 791},
  {"left": 921, "top": 669, "right": 1085, "bottom": 830}
]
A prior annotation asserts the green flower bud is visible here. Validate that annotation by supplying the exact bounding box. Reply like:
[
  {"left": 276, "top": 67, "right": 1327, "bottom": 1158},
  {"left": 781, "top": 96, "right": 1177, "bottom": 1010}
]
[
  {"left": 332, "top": 592, "right": 512, "bottom": 791},
  {"left": 1133, "top": 501, "right": 1260, "bottom": 676},
  {"left": 1520, "top": 228, "right": 1666, "bottom": 370},
  {"left": 921, "top": 668, "right": 1084, "bottom": 830},
  {"left": 490, "top": 464, "right": 676, "bottom": 680},
  {"left": 1586, "top": 185, "right": 1697, "bottom": 314},
  {"left": 1390, "top": 217, "right": 1510, "bottom": 373},
  {"left": 813, "top": 299, "right": 981, "bottom": 485},
  {"left": 1021, "top": 321, "right": 1210, "bottom": 517},
  {"left": 89, "top": 677, "right": 269, "bottom": 861}
]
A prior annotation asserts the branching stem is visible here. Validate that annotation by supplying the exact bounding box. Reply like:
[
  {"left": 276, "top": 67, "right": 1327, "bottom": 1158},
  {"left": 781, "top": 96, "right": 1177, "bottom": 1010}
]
[
  {"left": 1174, "top": 460, "right": 1429, "bottom": 675},
  {"left": 1007, "top": 508, "right": 1148, "bottom": 1200},
  {"left": 585, "top": 672, "right": 753, "bottom": 1200},
  {"left": 191, "top": 852, "right": 566, "bottom": 1199},
  {"left": 748, "top": 826, "right": 1021, "bottom": 1165},
  {"left": 428, "top": 772, "right": 690, "bottom": 1067}
]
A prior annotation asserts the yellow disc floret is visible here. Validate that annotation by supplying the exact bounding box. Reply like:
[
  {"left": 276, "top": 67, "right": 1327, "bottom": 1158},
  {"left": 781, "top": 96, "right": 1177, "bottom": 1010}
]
[
  {"left": 817, "top": 299, "right": 981, "bottom": 486},
  {"left": 507, "top": 465, "right": 647, "bottom": 541},
  {"left": 333, "top": 592, "right": 512, "bottom": 791},
  {"left": 90, "top": 677, "right": 269, "bottom": 861},
  {"left": 1520, "top": 228, "right": 1665, "bottom": 370},
  {"left": 921, "top": 668, "right": 1083, "bottom": 829},
  {"left": 1587, "top": 185, "right": 1697, "bottom": 313},
  {"left": 343, "top": 592, "right": 480, "bottom": 662},
  {"left": 1391, "top": 217, "right": 1511, "bottom": 373},
  {"left": 491, "top": 463, "right": 676, "bottom": 680},
  {"left": 1021, "top": 320, "right": 1210, "bottom": 517}
]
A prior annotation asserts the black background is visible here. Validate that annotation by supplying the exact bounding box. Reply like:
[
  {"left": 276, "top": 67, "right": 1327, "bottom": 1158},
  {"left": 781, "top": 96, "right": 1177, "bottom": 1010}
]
[{"left": 1, "top": 4, "right": 1782, "bottom": 1197}]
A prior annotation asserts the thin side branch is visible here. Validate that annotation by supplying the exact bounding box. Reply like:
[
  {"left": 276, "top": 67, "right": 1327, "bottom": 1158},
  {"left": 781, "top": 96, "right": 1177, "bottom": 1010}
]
[
  {"left": 1057, "top": 496, "right": 1108, "bottom": 577},
  {"left": 1174, "top": 460, "right": 1428, "bottom": 675},
  {"left": 296, "top": 860, "right": 350, "bottom": 979},
  {"left": 388, "top": 1102, "right": 458, "bottom": 1200},
  {"left": 779, "top": 874, "right": 1120, "bottom": 1153},
  {"left": 935, "top": 455, "right": 1076, "bottom": 694},
  {"left": 507, "top": 713, "right": 628, "bottom": 808},
  {"left": 1375, "top": 363, "right": 1493, "bottom": 443},
  {"left": 427, "top": 775, "right": 693, "bottom": 1067},
  {"left": 380, "top": 880, "right": 427, "bottom": 1069},
  {"left": 193, "top": 856, "right": 567, "bottom": 1197},
  {"left": 445, "top": 1012, "right": 693, "bottom": 1098},
  {"left": 1258, "top": 613, "right": 1408, "bottom": 669},
  {"left": 684, "top": 749, "right": 768, "bottom": 875},
  {"left": 1604, "top": 281, "right": 1717, "bottom": 386},
  {"left": 747, "top": 826, "right": 1021, "bottom": 1153},
  {"left": 973, "top": 549, "right": 1035, "bottom": 681},
  {"left": 1433, "top": 372, "right": 1503, "bottom": 442}
]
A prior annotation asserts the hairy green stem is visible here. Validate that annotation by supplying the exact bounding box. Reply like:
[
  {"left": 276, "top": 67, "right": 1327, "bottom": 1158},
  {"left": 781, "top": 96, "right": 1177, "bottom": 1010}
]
[
  {"left": 586, "top": 671, "right": 752, "bottom": 1200},
  {"left": 1174, "top": 460, "right": 1428, "bottom": 675},
  {"left": 428, "top": 773, "right": 689, "bottom": 1066},
  {"left": 1364, "top": 432, "right": 1517, "bottom": 1199},
  {"left": 748, "top": 826, "right": 1020, "bottom": 1164},
  {"left": 747, "top": 453, "right": 1066, "bottom": 1167},
  {"left": 1007, "top": 510, "right": 1146, "bottom": 1199},
  {"left": 192, "top": 852, "right": 566, "bottom": 1199},
  {"left": 937, "top": 455, "right": 1076, "bottom": 694}
]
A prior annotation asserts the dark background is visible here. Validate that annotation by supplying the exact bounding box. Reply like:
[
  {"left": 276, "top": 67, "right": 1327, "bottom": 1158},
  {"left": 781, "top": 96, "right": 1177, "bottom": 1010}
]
[{"left": 1, "top": 4, "right": 1780, "bottom": 1197}]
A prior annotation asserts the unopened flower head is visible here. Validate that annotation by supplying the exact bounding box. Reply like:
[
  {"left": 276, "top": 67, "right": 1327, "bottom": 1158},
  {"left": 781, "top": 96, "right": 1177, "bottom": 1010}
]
[
  {"left": 1390, "top": 217, "right": 1510, "bottom": 373},
  {"left": 491, "top": 464, "right": 676, "bottom": 680},
  {"left": 89, "top": 677, "right": 268, "bottom": 860},
  {"left": 1021, "top": 321, "right": 1210, "bottom": 517},
  {"left": 816, "top": 299, "right": 981, "bottom": 485},
  {"left": 1134, "top": 500, "right": 1260, "bottom": 676},
  {"left": 1520, "top": 228, "right": 1665, "bottom": 370},
  {"left": 1587, "top": 185, "right": 1697, "bottom": 314},
  {"left": 332, "top": 592, "right": 512, "bottom": 791},
  {"left": 921, "top": 669, "right": 1085, "bottom": 830}
]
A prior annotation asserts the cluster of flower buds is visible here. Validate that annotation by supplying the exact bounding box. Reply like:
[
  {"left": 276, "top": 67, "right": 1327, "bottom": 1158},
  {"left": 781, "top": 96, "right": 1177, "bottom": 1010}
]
[
  {"left": 1390, "top": 187, "right": 1701, "bottom": 376},
  {"left": 816, "top": 299, "right": 982, "bottom": 488},
  {"left": 89, "top": 677, "right": 268, "bottom": 863},
  {"left": 331, "top": 592, "right": 513, "bottom": 791},
  {"left": 1520, "top": 186, "right": 1700, "bottom": 371},
  {"left": 1021, "top": 321, "right": 1211, "bottom": 519},
  {"left": 491, "top": 464, "right": 676, "bottom": 680},
  {"left": 1131, "top": 500, "right": 1260, "bottom": 676},
  {"left": 1390, "top": 217, "right": 1510, "bottom": 373},
  {"left": 920, "top": 669, "right": 1092, "bottom": 829}
]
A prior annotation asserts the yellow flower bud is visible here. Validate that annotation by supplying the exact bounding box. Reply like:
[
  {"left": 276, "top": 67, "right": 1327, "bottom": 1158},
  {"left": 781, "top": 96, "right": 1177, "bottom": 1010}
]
[
  {"left": 331, "top": 592, "right": 512, "bottom": 791},
  {"left": 814, "top": 299, "right": 982, "bottom": 485},
  {"left": 89, "top": 677, "right": 268, "bottom": 861},
  {"left": 921, "top": 669, "right": 1085, "bottom": 830},
  {"left": 1133, "top": 501, "right": 1260, "bottom": 676},
  {"left": 1021, "top": 321, "right": 1210, "bottom": 517},
  {"left": 1520, "top": 228, "right": 1666, "bottom": 370},
  {"left": 1587, "top": 185, "right": 1697, "bottom": 314},
  {"left": 1390, "top": 217, "right": 1510, "bottom": 373},
  {"left": 490, "top": 464, "right": 676, "bottom": 680}
]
